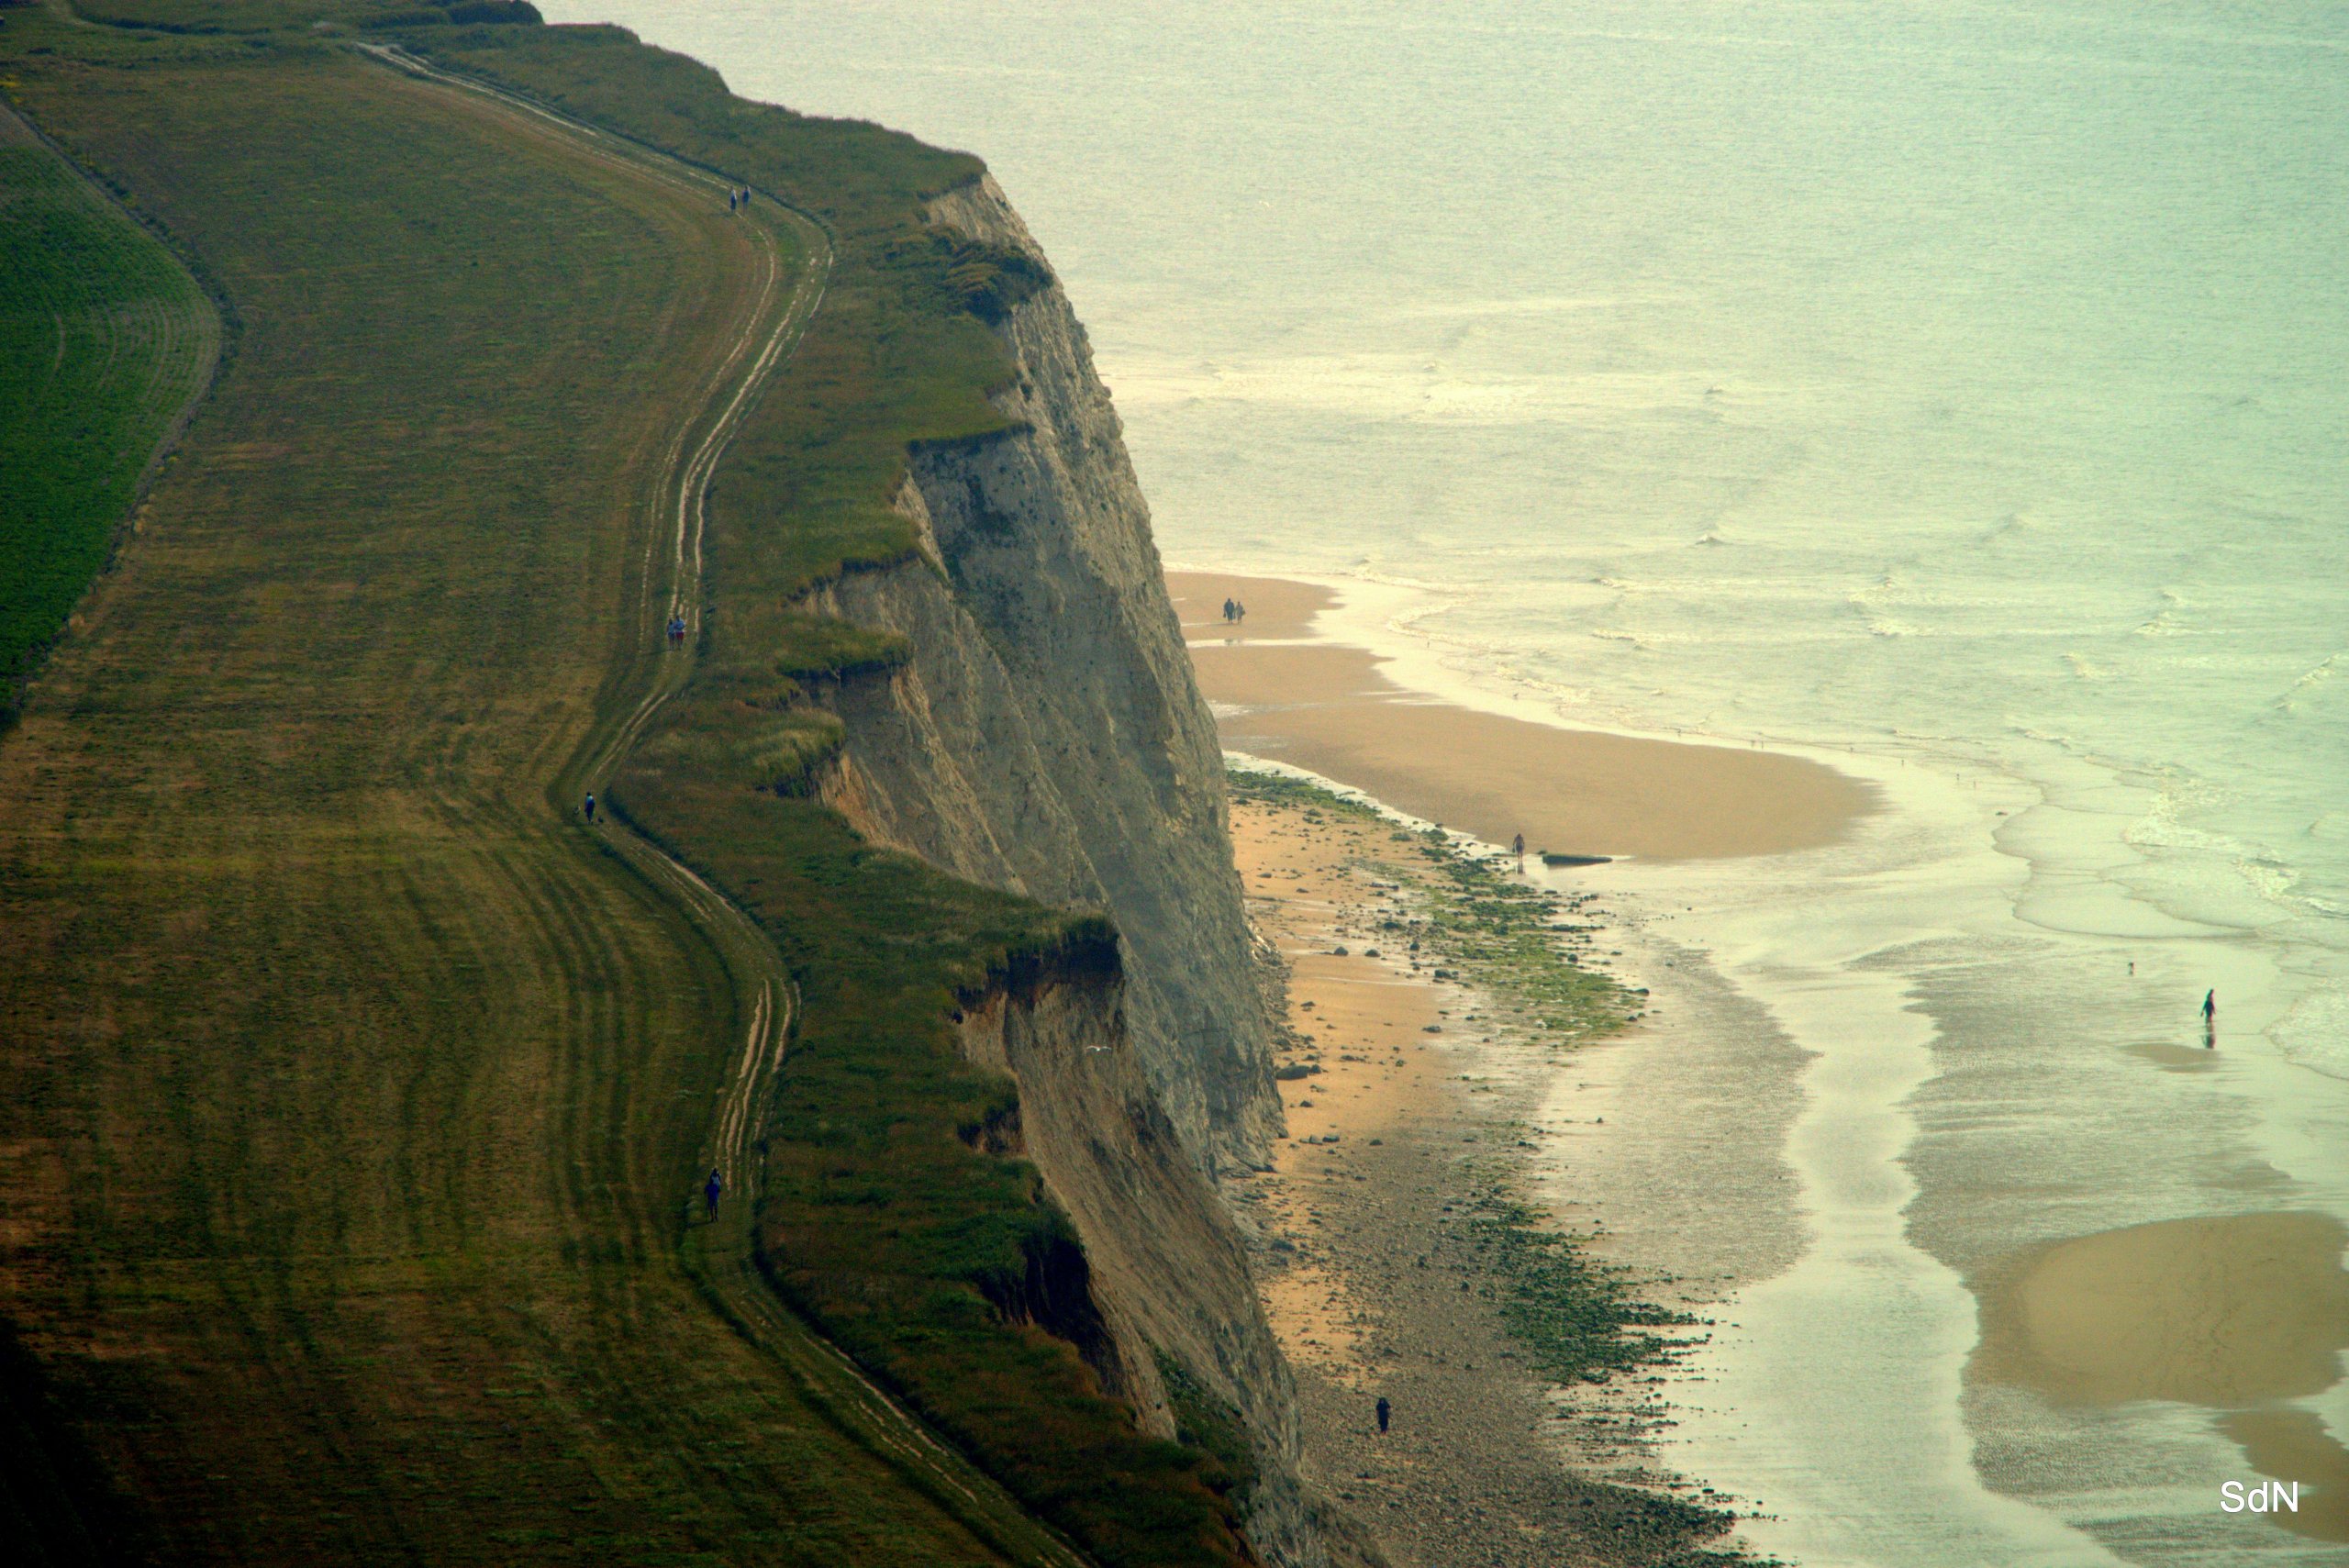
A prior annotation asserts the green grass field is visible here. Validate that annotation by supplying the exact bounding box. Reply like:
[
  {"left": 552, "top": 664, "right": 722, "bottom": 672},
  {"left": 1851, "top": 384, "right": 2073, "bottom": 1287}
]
[
  {"left": 0, "top": 5, "right": 1262, "bottom": 1563},
  {"left": 0, "top": 101, "right": 216, "bottom": 721}
]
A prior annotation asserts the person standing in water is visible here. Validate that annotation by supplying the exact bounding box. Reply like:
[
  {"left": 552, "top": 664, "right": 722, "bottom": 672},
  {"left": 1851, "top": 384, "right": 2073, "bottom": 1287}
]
[{"left": 2202, "top": 988, "right": 2217, "bottom": 1046}]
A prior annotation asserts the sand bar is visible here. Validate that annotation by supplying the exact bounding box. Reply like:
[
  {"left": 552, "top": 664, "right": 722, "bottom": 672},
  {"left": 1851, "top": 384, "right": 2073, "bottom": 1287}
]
[
  {"left": 1169, "top": 572, "right": 1873, "bottom": 860},
  {"left": 1970, "top": 1211, "right": 2349, "bottom": 1409},
  {"left": 1969, "top": 1210, "right": 2349, "bottom": 1544}
]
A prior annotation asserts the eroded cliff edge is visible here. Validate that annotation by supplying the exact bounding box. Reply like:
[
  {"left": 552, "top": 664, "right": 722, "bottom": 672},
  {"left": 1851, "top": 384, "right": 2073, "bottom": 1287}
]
[
  {"left": 795, "top": 176, "right": 1360, "bottom": 1563},
  {"left": 801, "top": 174, "right": 1280, "bottom": 1174}
]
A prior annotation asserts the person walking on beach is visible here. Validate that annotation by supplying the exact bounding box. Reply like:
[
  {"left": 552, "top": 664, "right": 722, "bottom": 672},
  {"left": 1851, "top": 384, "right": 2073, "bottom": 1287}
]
[
  {"left": 1375, "top": 1396, "right": 1390, "bottom": 1433},
  {"left": 2202, "top": 988, "right": 2217, "bottom": 1046},
  {"left": 1222, "top": 596, "right": 1236, "bottom": 623},
  {"left": 1511, "top": 832, "right": 1526, "bottom": 862},
  {"left": 1234, "top": 599, "right": 1247, "bottom": 623},
  {"left": 704, "top": 1168, "right": 724, "bottom": 1218}
]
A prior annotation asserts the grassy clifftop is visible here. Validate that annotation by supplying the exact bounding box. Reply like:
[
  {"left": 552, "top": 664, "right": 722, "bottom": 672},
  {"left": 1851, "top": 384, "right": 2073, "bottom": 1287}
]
[
  {"left": 398, "top": 19, "right": 1266, "bottom": 1567},
  {"left": 0, "top": 99, "right": 216, "bottom": 722},
  {"left": 0, "top": 3, "right": 1253, "bottom": 1563}
]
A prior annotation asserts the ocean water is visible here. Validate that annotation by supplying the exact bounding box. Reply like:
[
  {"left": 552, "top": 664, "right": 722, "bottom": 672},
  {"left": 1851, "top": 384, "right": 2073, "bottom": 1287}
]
[{"left": 546, "top": 3, "right": 2348, "bottom": 1562}]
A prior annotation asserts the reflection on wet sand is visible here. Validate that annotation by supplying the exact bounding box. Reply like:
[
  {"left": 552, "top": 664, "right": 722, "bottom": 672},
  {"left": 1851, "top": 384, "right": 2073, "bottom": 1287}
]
[
  {"left": 2124, "top": 1040, "right": 2223, "bottom": 1074},
  {"left": 1974, "top": 1212, "right": 2349, "bottom": 1542}
]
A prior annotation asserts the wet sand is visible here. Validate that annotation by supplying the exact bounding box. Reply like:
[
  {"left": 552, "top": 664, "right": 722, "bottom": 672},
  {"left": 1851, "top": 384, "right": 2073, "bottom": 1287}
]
[
  {"left": 1226, "top": 797, "right": 1739, "bottom": 1567},
  {"left": 1970, "top": 1211, "right": 2349, "bottom": 1545},
  {"left": 1973, "top": 1212, "right": 2349, "bottom": 1409},
  {"left": 1182, "top": 571, "right": 2349, "bottom": 1560},
  {"left": 1168, "top": 572, "right": 1874, "bottom": 860}
]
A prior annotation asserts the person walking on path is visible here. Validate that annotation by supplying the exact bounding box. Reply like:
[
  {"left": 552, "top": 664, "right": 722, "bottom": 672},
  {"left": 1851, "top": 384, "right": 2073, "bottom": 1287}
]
[
  {"left": 2202, "top": 988, "right": 2217, "bottom": 1046},
  {"left": 1375, "top": 1396, "right": 1391, "bottom": 1434},
  {"left": 704, "top": 1168, "right": 724, "bottom": 1219},
  {"left": 583, "top": 791, "right": 596, "bottom": 824}
]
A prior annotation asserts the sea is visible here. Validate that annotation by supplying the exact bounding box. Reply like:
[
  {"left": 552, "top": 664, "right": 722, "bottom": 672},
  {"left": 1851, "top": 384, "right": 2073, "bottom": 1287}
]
[{"left": 544, "top": 4, "right": 2348, "bottom": 1562}]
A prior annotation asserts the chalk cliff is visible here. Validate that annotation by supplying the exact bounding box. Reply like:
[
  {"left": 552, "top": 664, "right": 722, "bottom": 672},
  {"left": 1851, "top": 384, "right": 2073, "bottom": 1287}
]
[
  {"left": 801, "top": 175, "right": 1279, "bottom": 1173},
  {"left": 796, "top": 175, "right": 1362, "bottom": 1564}
]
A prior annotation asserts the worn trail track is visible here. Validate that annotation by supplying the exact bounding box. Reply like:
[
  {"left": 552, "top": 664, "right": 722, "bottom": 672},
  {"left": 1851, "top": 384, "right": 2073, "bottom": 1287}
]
[{"left": 353, "top": 48, "right": 1097, "bottom": 1568}]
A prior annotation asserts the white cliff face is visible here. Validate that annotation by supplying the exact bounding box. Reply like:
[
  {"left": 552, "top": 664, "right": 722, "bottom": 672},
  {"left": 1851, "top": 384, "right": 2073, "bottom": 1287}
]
[
  {"left": 804, "top": 172, "right": 1280, "bottom": 1173},
  {"left": 795, "top": 174, "right": 1371, "bottom": 1565}
]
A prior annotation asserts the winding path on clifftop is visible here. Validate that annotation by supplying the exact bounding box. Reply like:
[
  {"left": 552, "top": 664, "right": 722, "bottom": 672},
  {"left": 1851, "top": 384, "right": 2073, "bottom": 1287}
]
[
  {"left": 0, "top": 28, "right": 1086, "bottom": 1564},
  {"left": 363, "top": 50, "right": 1098, "bottom": 1565}
]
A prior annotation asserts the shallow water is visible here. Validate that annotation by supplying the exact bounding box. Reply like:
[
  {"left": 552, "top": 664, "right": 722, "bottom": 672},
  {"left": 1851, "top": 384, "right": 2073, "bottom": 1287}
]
[{"left": 551, "top": 2, "right": 2349, "bottom": 1561}]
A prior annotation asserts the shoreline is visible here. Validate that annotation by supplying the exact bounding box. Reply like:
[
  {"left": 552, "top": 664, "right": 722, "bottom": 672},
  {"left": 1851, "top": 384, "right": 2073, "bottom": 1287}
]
[
  {"left": 1175, "top": 565, "right": 2071, "bottom": 1565},
  {"left": 1221, "top": 771, "right": 1747, "bottom": 1566},
  {"left": 1174, "top": 567, "right": 1887, "bottom": 1565},
  {"left": 1186, "top": 568, "right": 2349, "bottom": 1565}
]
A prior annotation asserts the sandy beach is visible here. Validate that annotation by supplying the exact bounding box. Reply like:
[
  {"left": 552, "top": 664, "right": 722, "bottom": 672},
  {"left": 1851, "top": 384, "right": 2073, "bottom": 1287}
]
[
  {"left": 1170, "top": 573, "right": 1875, "bottom": 862},
  {"left": 1180, "top": 570, "right": 1867, "bottom": 1563},
  {"left": 1223, "top": 789, "right": 1740, "bottom": 1566}
]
